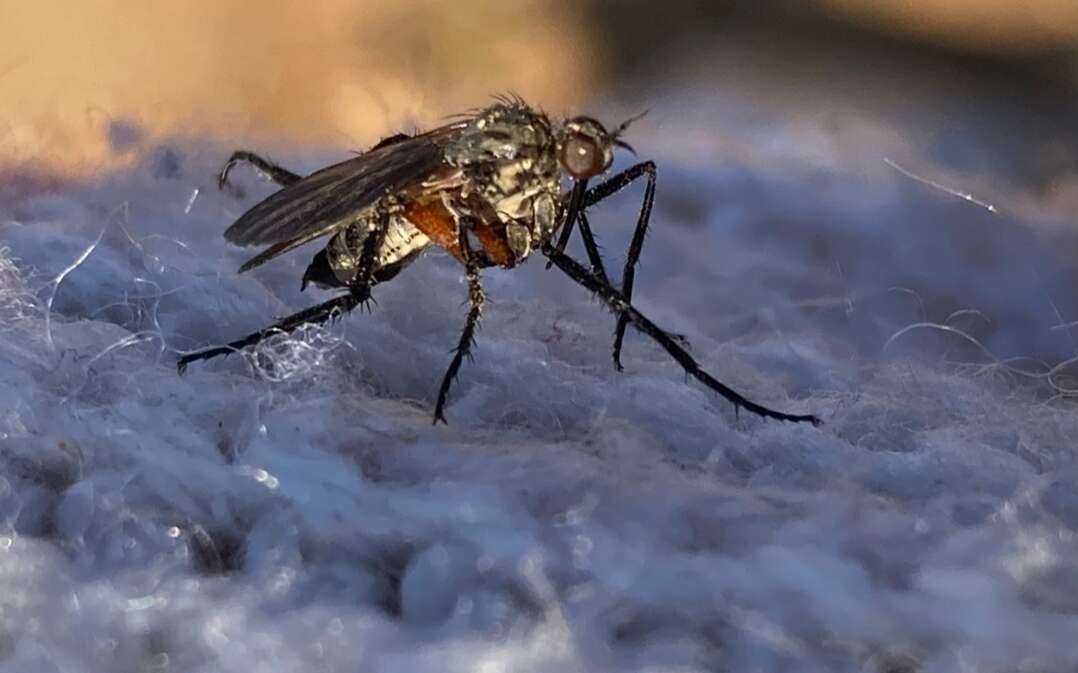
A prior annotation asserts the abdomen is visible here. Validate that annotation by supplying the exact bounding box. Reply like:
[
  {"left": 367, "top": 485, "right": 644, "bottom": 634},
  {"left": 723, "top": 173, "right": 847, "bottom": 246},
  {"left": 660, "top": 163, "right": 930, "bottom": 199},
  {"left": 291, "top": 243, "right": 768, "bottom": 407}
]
[{"left": 321, "top": 218, "right": 431, "bottom": 287}]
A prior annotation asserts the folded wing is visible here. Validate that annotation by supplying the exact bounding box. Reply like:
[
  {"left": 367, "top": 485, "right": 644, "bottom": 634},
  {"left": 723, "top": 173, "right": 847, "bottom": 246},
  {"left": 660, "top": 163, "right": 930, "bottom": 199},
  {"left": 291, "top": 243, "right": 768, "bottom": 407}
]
[{"left": 225, "top": 127, "right": 462, "bottom": 273}]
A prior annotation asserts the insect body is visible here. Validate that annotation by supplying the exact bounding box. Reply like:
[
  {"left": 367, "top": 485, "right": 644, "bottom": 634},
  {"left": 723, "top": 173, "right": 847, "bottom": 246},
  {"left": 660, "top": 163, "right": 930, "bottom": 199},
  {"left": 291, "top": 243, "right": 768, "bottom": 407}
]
[{"left": 178, "top": 97, "right": 820, "bottom": 427}]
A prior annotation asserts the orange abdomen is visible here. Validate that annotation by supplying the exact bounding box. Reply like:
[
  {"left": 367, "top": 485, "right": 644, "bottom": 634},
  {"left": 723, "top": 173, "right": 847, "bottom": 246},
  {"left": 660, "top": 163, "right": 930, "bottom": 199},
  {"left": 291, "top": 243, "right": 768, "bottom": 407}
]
[{"left": 402, "top": 198, "right": 515, "bottom": 268}]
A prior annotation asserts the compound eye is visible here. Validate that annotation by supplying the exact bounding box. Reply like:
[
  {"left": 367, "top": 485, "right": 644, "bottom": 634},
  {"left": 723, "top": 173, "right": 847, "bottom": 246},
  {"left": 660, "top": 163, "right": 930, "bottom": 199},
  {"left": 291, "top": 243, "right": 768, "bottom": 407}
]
[{"left": 561, "top": 135, "right": 604, "bottom": 179}]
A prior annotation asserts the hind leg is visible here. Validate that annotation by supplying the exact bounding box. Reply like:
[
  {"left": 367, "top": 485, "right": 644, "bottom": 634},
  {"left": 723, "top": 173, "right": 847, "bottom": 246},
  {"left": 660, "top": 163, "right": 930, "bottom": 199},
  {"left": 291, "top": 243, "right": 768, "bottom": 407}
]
[
  {"left": 432, "top": 221, "right": 485, "bottom": 424},
  {"left": 217, "top": 151, "right": 302, "bottom": 194},
  {"left": 176, "top": 288, "right": 371, "bottom": 373},
  {"left": 178, "top": 211, "right": 390, "bottom": 372}
]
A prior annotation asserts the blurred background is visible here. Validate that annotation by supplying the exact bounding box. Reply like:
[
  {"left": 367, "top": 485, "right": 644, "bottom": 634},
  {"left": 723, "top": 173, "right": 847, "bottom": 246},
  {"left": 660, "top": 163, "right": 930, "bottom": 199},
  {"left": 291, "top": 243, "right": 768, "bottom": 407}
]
[{"left": 2, "top": 0, "right": 1078, "bottom": 191}]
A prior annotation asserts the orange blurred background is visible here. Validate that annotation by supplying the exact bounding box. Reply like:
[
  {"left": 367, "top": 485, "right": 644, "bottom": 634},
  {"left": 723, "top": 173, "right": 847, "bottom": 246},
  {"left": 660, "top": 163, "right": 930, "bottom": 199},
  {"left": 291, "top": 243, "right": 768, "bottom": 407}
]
[
  {"left": 819, "top": 0, "right": 1078, "bottom": 53},
  {"left": 1, "top": 0, "right": 1077, "bottom": 176},
  {"left": 0, "top": 1, "right": 593, "bottom": 173}
]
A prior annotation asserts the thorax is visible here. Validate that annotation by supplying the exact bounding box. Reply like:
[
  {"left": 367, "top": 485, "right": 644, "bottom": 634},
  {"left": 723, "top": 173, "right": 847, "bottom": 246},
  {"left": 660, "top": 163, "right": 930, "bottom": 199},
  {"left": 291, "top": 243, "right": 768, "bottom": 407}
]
[{"left": 441, "top": 104, "right": 563, "bottom": 264}]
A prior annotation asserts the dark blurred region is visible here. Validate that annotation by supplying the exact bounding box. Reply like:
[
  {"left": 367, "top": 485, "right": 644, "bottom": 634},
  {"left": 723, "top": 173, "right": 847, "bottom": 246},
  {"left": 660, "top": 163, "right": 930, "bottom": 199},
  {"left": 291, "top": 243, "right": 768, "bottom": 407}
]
[
  {"left": 592, "top": 1, "right": 1078, "bottom": 71},
  {"left": 592, "top": 1, "right": 1078, "bottom": 107},
  {"left": 588, "top": 1, "right": 1078, "bottom": 192}
]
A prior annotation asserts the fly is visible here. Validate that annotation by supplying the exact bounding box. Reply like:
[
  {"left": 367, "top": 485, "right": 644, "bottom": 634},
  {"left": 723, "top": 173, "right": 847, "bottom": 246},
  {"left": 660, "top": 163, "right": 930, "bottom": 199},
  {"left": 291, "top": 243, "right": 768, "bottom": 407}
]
[{"left": 178, "top": 95, "right": 821, "bottom": 427}]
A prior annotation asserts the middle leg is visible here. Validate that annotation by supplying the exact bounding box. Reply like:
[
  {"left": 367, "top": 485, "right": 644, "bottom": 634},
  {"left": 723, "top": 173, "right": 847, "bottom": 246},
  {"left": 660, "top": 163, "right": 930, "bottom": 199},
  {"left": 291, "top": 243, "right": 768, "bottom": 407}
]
[{"left": 433, "top": 221, "right": 485, "bottom": 424}]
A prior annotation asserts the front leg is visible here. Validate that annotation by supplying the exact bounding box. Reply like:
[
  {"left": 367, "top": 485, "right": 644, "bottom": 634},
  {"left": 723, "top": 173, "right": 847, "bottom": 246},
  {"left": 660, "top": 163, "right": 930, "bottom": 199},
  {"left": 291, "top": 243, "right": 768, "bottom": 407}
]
[
  {"left": 546, "top": 178, "right": 589, "bottom": 266},
  {"left": 584, "top": 162, "right": 658, "bottom": 370},
  {"left": 542, "top": 244, "right": 820, "bottom": 426},
  {"left": 574, "top": 162, "right": 686, "bottom": 369},
  {"left": 433, "top": 221, "right": 485, "bottom": 424}
]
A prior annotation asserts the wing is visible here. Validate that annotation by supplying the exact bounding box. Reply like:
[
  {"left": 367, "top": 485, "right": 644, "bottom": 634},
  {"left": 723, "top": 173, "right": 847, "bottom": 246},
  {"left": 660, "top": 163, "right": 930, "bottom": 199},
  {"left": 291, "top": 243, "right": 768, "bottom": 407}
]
[{"left": 225, "top": 123, "right": 466, "bottom": 273}]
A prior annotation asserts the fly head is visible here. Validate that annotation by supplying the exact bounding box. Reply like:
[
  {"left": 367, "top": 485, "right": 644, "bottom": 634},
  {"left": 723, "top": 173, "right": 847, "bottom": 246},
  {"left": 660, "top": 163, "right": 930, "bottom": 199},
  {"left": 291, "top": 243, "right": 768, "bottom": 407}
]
[{"left": 556, "top": 117, "right": 615, "bottom": 181}]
